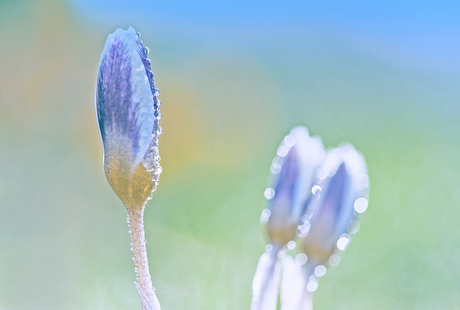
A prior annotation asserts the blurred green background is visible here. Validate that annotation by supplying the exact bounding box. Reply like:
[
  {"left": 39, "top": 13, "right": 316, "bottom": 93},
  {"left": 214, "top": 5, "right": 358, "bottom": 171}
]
[{"left": 1, "top": 0, "right": 460, "bottom": 309}]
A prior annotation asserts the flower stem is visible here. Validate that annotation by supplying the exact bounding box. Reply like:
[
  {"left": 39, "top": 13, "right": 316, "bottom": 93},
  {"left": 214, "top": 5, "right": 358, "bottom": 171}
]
[
  {"left": 298, "top": 263, "right": 315, "bottom": 310},
  {"left": 126, "top": 206, "right": 161, "bottom": 310},
  {"left": 251, "top": 245, "right": 283, "bottom": 310}
]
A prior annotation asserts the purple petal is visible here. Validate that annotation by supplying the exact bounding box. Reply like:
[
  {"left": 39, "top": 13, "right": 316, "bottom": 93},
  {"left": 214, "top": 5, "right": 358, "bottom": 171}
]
[
  {"left": 96, "top": 27, "right": 157, "bottom": 175},
  {"left": 302, "top": 144, "right": 369, "bottom": 264},
  {"left": 266, "top": 127, "right": 325, "bottom": 246}
]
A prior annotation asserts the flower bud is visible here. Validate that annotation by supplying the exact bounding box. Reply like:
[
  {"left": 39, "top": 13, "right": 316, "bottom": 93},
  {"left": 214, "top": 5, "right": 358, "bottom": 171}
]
[
  {"left": 300, "top": 144, "right": 369, "bottom": 266},
  {"left": 262, "top": 127, "right": 325, "bottom": 246},
  {"left": 95, "top": 27, "right": 162, "bottom": 208}
]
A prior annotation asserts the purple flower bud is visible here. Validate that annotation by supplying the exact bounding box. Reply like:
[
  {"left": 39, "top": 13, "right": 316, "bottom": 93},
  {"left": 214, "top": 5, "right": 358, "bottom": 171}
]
[
  {"left": 262, "top": 127, "right": 325, "bottom": 247},
  {"left": 300, "top": 144, "right": 369, "bottom": 266},
  {"left": 95, "top": 27, "right": 162, "bottom": 208}
]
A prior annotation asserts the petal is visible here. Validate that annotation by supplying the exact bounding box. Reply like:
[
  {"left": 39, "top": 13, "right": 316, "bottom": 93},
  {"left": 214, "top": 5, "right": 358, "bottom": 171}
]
[
  {"left": 266, "top": 127, "right": 324, "bottom": 246},
  {"left": 289, "top": 128, "right": 325, "bottom": 219},
  {"left": 302, "top": 144, "right": 369, "bottom": 264},
  {"left": 96, "top": 27, "right": 155, "bottom": 176}
]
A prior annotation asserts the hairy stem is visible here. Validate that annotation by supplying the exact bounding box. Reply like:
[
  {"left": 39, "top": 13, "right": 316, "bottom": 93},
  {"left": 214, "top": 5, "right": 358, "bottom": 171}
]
[
  {"left": 126, "top": 206, "right": 161, "bottom": 310},
  {"left": 298, "top": 263, "right": 315, "bottom": 310},
  {"left": 251, "top": 245, "right": 283, "bottom": 310}
]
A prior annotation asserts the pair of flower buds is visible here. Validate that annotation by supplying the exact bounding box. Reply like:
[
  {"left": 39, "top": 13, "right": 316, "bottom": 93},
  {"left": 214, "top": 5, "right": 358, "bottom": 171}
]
[
  {"left": 261, "top": 127, "right": 369, "bottom": 270},
  {"left": 95, "top": 27, "right": 369, "bottom": 310}
]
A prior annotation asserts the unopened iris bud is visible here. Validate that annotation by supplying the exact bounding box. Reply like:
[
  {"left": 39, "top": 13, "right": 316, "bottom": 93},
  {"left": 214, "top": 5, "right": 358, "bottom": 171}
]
[
  {"left": 96, "top": 28, "right": 162, "bottom": 309},
  {"left": 262, "top": 127, "right": 325, "bottom": 247},
  {"left": 96, "top": 27, "right": 162, "bottom": 209},
  {"left": 300, "top": 144, "right": 369, "bottom": 267}
]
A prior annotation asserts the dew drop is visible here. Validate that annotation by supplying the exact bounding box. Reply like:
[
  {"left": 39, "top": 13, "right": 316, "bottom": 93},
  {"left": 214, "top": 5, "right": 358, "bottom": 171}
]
[
  {"left": 270, "top": 163, "right": 281, "bottom": 174},
  {"left": 144, "top": 47, "right": 150, "bottom": 55},
  {"left": 277, "top": 250, "right": 286, "bottom": 259},
  {"left": 277, "top": 145, "right": 289, "bottom": 157},
  {"left": 295, "top": 253, "right": 308, "bottom": 266},
  {"left": 329, "top": 254, "right": 341, "bottom": 266},
  {"left": 354, "top": 197, "right": 368, "bottom": 214},
  {"left": 297, "top": 222, "right": 311, "bottom": 237},
  {"left": 337, "top": 236, "right": 350, "bottom": 251},
  {"left": 287, "top": 240, "right": 296, "bottom": 250},
  {"left": 264, "top": 188, "right": 275, "bottom": 200},
  {"left": 265, "top": 244, "right": 273, "bottom": 253},
  {"left": 314, "top": 265, "right": 327, "bottom": 277},
  {"left": 260, "top": 209, "right": 271, "bottom": 224},
  {"left": 301, "top": 214, "right": 311, "bottom": 223},
  {"left": 312, "top": 185, "right": 321, "bottom": 196},
  {"left": 347, "top": 220, "right": 360, "bottom": 234},
  {"left": 306, "top": 280, "right": 318, "bottom": 292},
  {"left": 283, "top": 135, "right": 295, "bottom": 148}
]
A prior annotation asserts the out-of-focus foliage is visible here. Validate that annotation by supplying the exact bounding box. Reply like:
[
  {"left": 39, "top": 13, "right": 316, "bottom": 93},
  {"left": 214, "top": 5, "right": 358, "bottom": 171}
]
[{"left": 1, "top": 0, "right": 460, "bottom": 309}]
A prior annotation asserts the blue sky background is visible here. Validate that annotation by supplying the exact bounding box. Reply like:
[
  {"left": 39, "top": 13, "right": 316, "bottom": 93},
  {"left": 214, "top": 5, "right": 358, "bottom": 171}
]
[{"left": 67, "top": 0, "right": 460, "bottom": 70}]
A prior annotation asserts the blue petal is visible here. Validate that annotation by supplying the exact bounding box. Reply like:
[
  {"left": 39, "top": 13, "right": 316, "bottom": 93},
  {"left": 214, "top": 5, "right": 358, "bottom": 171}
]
[
  {"left": 96, "top": 27, "right": 156, "bottom": 175},
  {"left": 266, "top": 127, "right": 325, "bottom": 246},
  {"left": 288, "top": 127, "right": 324, "bottom": 219},
  {"left": 269, "top": 127, "right": 324, "bottom": 221},
  {"left": 271, "top": 145, "right": 299, "bottom": 211},
  {"left": 309, "top": 145, "right": 368, "bottom": 242},
  {"left": 316, "top": 162, "right": 348, "bottom": 235}
]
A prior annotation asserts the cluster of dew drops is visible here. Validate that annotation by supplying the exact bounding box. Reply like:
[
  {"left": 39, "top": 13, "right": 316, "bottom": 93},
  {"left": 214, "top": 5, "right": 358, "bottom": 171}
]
[
  {"left": 144, "top": 98, "right": 162, "bottom": 201},
  {"left": 259, "top": 131, "right": 370, "bottom": 293},
  {"left": 136, "top": 31, "right": 164, "bottom": 201}
]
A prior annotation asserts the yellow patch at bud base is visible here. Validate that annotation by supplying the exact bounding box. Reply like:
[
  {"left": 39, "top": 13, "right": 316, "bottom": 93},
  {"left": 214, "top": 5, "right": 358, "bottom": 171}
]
[
  {"left": 104, "top": 154, "right": 157, "bottom": 210},
  {"left": 266, "top": 208, "right": 298, "bottom": 246},
  {"left": 301, "top": 205, "right": 341, "bottom": 265},
  {"left": 267, "top": 222, "right": 297, "bottom": 247},
  {"left": 301, "top": 233, "right": 336, "bottom": 266}
]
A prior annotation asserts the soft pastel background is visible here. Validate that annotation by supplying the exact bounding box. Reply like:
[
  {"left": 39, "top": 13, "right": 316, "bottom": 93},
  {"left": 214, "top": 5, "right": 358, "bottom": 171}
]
[{"left": 0, "top": 0, "right": 460, "bottom": 309}]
